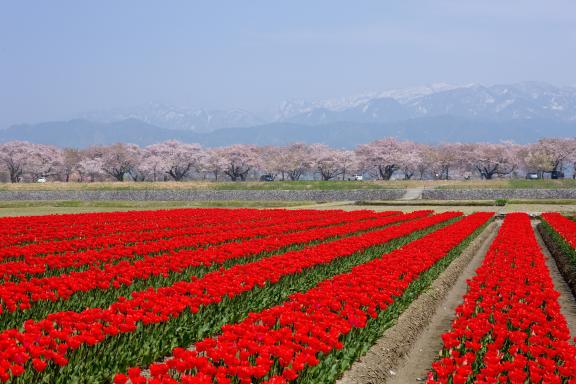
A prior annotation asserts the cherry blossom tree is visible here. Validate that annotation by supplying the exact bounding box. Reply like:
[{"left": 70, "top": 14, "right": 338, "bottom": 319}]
[
  {"left": 534, "top": 138, "right": 576, "bottom": 174},
  {"left": 0, "top": 141, "right": 33, "bottom": 182},
  {"left": 77, "top": 147, "right": 105, "bottom": 182},
  {"left": 2, "top": 137, "right": 576, "bottom": 183},
  {"left": 27, "top": 144, "right": 64, "bottom": 180},
  {"left": 197, "top": 148, "right": 227, "bottom": 181},
  {"left": 427, "top": 144, "right": 462, "bottom": 180},
  {"left": 139, "top": 148, "right": 168, "bottom": 182},
  {"left": 61, "top": 148, "right": 83, "bottom": 182},
  {"left": 0, "top": 141, "right": 63, "bottom": 182},
  {"left": 517, "top": 138, "right": 576, "bottom": 177},
  {"left": 218, "top": 144, "right": 261, "bottom": 181},
  {"left": 279, "top": 143, "right": 314, "bottom": 181},
  {"left": 257, "top": 146, "right": 283, "bottom": 180},
  {"left": 467, "top": 143, "right": 519, "bottom": 179},
  {"left": 77, "top": 158, "right": 103, "bottom": 182},
  {"left": 397, "top": 142, "right": 427, "bottom": 180},
  {"left": 338, "top": 150, "right": 358, "bottom": 180},
  {"left": 355, "top": 138, "right": 411, "bottom": 180},
  {"left": 309, "top": 144, "right": 345, "bottom": 181},
  {"left": 146, "top": 140, "right": 205, "bottom": 181},
  {"left": 100, "top": 143, "right": 141, "bottom": 182}
]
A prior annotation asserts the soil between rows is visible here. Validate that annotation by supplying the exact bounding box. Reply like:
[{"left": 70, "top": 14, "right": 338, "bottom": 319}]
[{"left": 337, "top": 221, "right": 499, "bottom": 384}]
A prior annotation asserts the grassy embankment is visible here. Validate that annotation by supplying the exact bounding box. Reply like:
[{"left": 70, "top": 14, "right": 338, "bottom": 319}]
[
  {"left": 0, "top": 178, "right": 574, "bottom": 191},
  {"left": 0, "top": 200, "right": 316, "bottom": 217},
  {"left": 0, "top": 179, "right": 574, "bottom": 217}
]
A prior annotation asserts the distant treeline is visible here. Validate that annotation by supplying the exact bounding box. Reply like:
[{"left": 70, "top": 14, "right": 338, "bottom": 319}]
[{"left": 0, "top": 138, "right": 575, "bottom": 183}]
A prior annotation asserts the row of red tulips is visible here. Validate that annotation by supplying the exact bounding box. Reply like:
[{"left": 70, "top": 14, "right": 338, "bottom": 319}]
[
  {"left": 0, "top": 211, "right": 458, "bottom": 382},
  {"left": 114, "top": 212, "right": 493, "bottom": 384},
  {"left": 0, "top": 209, "right": 347, "bottom": 260},
  {"left": 428, "top": 213, "right": 576, "bottom": 383},
  {"left": 541, "top": 212, "right": 576, "bottom": 250},
  {"left": 0, "top": 208, "right": 225, "bottom": 247},
  {"left": 0, "top": 210, "right": 414, "bottom": 315},
  {"left": 0, "top": 209, "right": 380, "bottom": 281},
  {"left": 0, "top": 208, "right": 354, "bottom": 251},
  {"left": 0, "top": 208, "right": 255, "bottom": 255}
]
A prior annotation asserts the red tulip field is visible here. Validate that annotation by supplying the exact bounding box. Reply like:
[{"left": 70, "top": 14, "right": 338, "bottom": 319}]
[
  {"left": 428, "top": 213, "right": 576, "bottom": 383},
  {"left": 0, "top": 208, "right": 576, "bottom": 383}
]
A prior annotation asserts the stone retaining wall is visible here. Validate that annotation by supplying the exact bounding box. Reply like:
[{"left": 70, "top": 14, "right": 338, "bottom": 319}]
[
  {"left": 1, "top": 188, "right": 574, "bottom": 201},
  {"left": 423, "top": 189, "right": 576, "bottom": 200},
  {"left": 0, "top": 189, "right": 405, "bottom": 201}
]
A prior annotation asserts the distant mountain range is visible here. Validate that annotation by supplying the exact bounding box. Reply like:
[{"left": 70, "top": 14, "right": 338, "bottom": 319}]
[
  {"left": 2, "top": 82, "right": 575, "bottom": 148},
  {"left": 82, "top": 103, "right": 264, "bottom": 132},
  {"left": 277, "top": 82, "right": 576, "bottom": 124}
]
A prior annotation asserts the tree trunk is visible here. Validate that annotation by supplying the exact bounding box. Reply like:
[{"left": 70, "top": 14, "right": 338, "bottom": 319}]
[
  {"left": 378, "top": 165, "right": 395, "bottom": 180},
  {"left": 288, "top": 170, "right": 302, "bottom": 181}
]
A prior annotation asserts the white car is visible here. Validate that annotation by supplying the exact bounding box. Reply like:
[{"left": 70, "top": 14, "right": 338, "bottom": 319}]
[
  {"left": 37, "top": 177, "right": 47, "bottom": 183},
  {"left": 352, "top": 174, "right": 363, "bottom": 181}
]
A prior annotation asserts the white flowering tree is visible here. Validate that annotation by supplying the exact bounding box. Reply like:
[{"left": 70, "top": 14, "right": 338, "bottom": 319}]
[
  {"left": 146, "top": 140, "right": 205, "bottom": 181},
  {"left": 218, "top": 144, "right": 262, "bottom": 181}
]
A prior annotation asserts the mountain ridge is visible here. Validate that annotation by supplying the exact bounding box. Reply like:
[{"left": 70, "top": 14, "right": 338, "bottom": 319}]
[
  {"left": 1, "top": 115, "right": 574, "bottom": 148},
  {"left": 2, "top": 81, "right": 575, "bottom": 148}
]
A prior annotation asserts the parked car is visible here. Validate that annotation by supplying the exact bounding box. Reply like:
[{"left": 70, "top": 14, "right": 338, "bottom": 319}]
[
  {"left": 551, "top": 170, "right": 565, "bottom": 179},
  {"left": 525, "top": 172, "right": 540, "bottom": 180},
  {"left": 259, "top": 174, "right": 274, "bottom": 182},
  {"left": 351, "top": 174, "right": 363, "bottom": 181},
  {"left": 36, "top": 177, "right": 47, "bottom": 183}
]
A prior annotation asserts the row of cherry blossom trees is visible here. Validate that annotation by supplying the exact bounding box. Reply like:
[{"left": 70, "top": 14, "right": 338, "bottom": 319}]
[{"left": 0, "top": 138, "right": 575, "bottom": 183}]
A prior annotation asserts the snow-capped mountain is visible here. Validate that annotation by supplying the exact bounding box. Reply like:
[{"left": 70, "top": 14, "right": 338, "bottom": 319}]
[
  {"left": 79, "top": 82, "right": 576, "bottom": 132},
  {"left": 82, "top": 103, "right": 263, "bottom": 132},
  {"left": 404, "top": 82, "right": 576, "bottom": 120},
  {"left": 277, "top": 82, "right": 576, "bottom": 125},
  {"left": 277, "top": 83, "right": 461, "bottom": 118}
]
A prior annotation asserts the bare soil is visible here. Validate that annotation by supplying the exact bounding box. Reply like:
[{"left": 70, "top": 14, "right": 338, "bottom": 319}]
[{"left": 337, "top": 221, "right": 499, "bottom": 384}]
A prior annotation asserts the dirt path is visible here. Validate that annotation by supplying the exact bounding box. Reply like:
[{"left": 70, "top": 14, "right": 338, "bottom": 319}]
[
  {"left": 533, "top": 222, "right": 576, "bottom": 339},
  {"left": 399, "top": 187, "right": 425, "bottom": 200},
  {"left": 337, "top": 221, "right": 499, "bottom": 384}
]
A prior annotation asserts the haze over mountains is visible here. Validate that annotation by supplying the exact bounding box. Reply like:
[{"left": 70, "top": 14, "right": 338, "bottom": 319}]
[{"left": 2, "top": 81, "right": 575, "bottom": 148}]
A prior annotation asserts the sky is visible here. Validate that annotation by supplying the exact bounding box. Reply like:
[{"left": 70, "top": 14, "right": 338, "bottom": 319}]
[{"left": 0, "top": 0, "right": 575, "bottom": 127}]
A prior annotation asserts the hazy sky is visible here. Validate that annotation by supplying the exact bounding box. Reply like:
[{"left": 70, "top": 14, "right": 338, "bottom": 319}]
[{"left": 1, "top": 0, "right": 575, "bottom": 127}]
